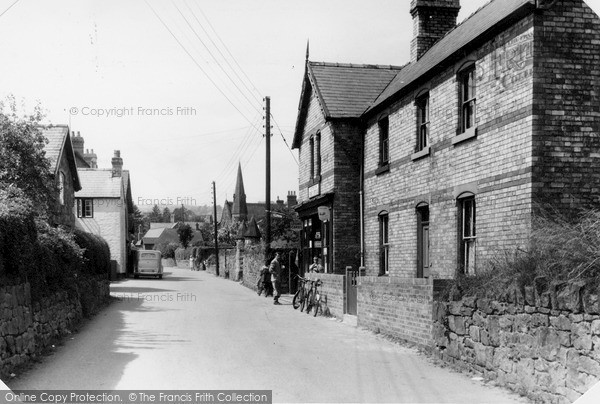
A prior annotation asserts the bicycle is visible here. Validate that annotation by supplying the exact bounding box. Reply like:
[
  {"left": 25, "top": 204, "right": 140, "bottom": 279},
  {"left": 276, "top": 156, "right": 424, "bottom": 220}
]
[
  {"left": 305, "top": 278, "right": 323, "bottom": 317},
  {"left": 292, "top": 275, "right": 310, "bottom": 312}
]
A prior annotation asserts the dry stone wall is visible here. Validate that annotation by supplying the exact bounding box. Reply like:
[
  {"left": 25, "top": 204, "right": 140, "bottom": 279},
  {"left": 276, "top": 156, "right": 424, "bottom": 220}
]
[
  {"left": 0, "top": 278, "right": 109, "bottom": 378},
  {"left": 433, "top": 280, "right": 600, "bottom": 403}
]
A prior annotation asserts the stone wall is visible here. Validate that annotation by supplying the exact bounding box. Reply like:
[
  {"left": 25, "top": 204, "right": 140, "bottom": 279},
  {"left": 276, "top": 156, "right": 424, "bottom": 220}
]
[
  {"left": 358, "top": 277, "right": 434, "bottom": 347},
  {"left": 432, "top": 280, "right": 600, "bottom": 403},
  {"left": 305, "top": 273, "right": 345, "bottom": 318},
  {"left": 0, "top": 277, "right": 109, "bottom": 377}
]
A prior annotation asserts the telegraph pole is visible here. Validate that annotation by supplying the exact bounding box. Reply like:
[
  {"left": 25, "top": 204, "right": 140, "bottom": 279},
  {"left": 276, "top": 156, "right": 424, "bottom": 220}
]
[
  {"left": 212, "top": 181, "right": 219, "bottom": 277},
  {"left": 265, "top": 96, "right": 272, "bottom": 256}
]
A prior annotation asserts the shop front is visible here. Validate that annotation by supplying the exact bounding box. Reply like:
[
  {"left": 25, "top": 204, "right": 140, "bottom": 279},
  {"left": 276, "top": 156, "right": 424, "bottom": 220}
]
[{"left": 295, "top": 193, "right": 333, "bottom": 275}]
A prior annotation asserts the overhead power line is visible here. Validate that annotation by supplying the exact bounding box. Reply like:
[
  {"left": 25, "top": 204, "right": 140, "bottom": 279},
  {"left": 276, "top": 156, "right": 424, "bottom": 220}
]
[
  {"left": 144, "top": 0, "right": 262, "bottom": 133},
  {"left": 171, "top": 0, "right": 263, "bottom": 118}
]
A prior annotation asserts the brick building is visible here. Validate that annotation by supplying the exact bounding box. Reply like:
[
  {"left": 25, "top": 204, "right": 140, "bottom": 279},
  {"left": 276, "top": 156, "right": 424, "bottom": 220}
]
[
  {"left": 293, "top": 0, "right": 600, "bottom": 340},
  {"left": 292, "top": 58, "right": 403, "bottom": 274}
]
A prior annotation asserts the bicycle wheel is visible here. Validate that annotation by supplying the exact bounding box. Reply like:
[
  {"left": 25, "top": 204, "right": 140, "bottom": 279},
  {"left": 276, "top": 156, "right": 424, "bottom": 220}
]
[
  {"left": 300, "top": 289, "right": 307, "bottom": 312},
  {"left": 292, "top": 290, "right": 301, "bottom": 309},
  {"left": 305, "top": 290, "right": 313, "bottom": 314}
]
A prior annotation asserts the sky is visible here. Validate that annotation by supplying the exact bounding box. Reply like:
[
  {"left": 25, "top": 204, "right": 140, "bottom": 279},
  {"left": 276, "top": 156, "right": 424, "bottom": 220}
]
[{"left": 0, "top": 0, "right": 599, "bottom": 209}]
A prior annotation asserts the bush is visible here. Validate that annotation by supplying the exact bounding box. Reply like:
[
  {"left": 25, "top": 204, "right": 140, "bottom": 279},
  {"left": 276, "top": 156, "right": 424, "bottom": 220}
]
[
  {"left": 451, "top": 209, "right": 600, "bottom": 299},
  {"left": 34, "top": 222, "right": 84, "bottom": 296},
  {"left": 0, "top": 184, "right": 37, "bottom": 279},
  {"left": 155, "top": 242, "right": 178, "bottom": 259},
  {"left": 73, "top": 230, "right": 111, "bottom": 276},
  {"left": 175, "top": 247, "right": 193, "bottom": 261}
]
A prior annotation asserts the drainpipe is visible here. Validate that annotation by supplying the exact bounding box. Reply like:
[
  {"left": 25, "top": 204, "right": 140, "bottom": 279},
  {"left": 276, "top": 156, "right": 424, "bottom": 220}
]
[{"left": 359, "top": 131, "right": 365, "bottom": 268}]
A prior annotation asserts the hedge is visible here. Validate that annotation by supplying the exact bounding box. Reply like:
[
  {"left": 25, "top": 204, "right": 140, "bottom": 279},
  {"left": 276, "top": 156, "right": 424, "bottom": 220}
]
[{"left": 0, "top": 186, "right": 111, "bottom": 301}]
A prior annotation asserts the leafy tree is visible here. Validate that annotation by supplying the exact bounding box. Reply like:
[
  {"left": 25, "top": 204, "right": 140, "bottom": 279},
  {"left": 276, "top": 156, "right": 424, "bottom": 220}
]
[
  {"left": 173, "top": 206, "right": 184, "bottom": 222},
  {"left": 0, "top": 97, "right": 55, "bottom": 218},
  {"left": 218, "top": 221, "right": 240, "bottom": 245},
  {"left": 129, "top": 204, "right": 148, "bottom": 238},
  {"left": 177, "top": 224, "right": 194, "bottom": 248},
  {"left": 162, "top": 207, "right": 171, "bottom": 223},
  {"left": 266, "top": 208, "right": 300, "bottom": 247},
  {"left": 197, "top": 221, "right": 213, "bottom": 245},
  {"left": 148, "top": 204, "right": 162, "bottom": 223}
]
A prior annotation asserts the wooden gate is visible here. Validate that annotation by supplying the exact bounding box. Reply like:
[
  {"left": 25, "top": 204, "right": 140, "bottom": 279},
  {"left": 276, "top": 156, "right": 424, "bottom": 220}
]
[{"left": 346, "top": 266, "right": 358, "bottom": 315}]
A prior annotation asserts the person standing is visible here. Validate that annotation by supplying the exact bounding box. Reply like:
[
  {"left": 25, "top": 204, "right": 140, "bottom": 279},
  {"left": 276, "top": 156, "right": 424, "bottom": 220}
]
[
  {"left": 309, "top": 256, "right": 323, "bottom": 273},
  {"left": 269, "top": 252, "right": 282, "bottom": 305}
]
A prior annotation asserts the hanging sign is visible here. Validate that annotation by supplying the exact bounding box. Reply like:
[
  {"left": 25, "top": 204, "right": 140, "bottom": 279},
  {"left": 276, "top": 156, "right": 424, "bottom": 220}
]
[{"left": 318, "top": 206, "right": 330, "bottom": 222}]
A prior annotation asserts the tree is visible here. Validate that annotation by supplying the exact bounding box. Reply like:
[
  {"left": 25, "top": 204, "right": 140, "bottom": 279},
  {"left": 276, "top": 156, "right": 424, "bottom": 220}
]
[
  {"left": 173, "top": 205, "right": 186, "bottom": 223},
  {"left": 148, "top": 204, "right": 162, "bottom": 223},
  {"left": 162, "top": 207, "right": 171, "bottom": 223},
  {"left": 218, "top": 221, "right": 240, "bottom": 245},
  {"left": 267, "top": 208, "right": 301, "bottom": 247},
  {"left": 0, "top": 97, "right": 55, "bottom": 218},
  {"left": 129, "top": 204, "right": 148, "bottom": 238},
  {"left": 177, "top": 224, "right": 193, "bottom": 248}
]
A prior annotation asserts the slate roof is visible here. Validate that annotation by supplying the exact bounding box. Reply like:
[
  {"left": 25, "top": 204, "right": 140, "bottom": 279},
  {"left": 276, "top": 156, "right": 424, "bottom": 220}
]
[
  {"left": 368, "top": 0, "right": 535, "bottom": 112},
  {"left": 41, "top": 125, "right": 81, "bottom": 191},
  {"left": 292, "top": 0, "right": 536, "bottom": 142},
  {"left": 143, "top": 228, "right": 166, "bottom": 244},
  {"left": 308, "top": 62, "right": 405, "bottom": 119},
  {"left": 75, "top": 169, "right": 123, "bottom": 198},
  {"left": 247, "top": 203, "right": 266, "bottom": 221},
  {"left": 244, "top": 217, "right": 261, "bottom": 239},
  {"left": 143, "top": 227, "right": 203, "bottom": 246}
]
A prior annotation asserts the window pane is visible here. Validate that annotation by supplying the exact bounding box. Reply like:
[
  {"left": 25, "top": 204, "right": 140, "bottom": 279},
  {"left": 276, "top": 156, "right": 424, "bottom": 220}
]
[
  {"left": 380, "top": 118, "right": 389, "bottom": 165},
  {"left": 423, "top": 226, "right": 430, "bottom": 268}
]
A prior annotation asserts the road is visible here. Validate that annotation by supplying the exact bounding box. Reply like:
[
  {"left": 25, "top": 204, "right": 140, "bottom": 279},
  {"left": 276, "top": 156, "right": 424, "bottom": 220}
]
[{"left": 6, "top": 267, "right": 529, "bottom": 403}]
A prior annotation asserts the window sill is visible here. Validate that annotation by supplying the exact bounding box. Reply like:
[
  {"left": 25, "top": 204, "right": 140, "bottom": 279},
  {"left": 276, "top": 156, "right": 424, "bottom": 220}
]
[
  {"left": 411, "top": 146, "right": 430, "bottom": 161},
  {"left": 452, "top": 127, "right": 477, "bottom": 146},
  {"left": 375, "top": 164, "right": 390, "bottom": 176}
]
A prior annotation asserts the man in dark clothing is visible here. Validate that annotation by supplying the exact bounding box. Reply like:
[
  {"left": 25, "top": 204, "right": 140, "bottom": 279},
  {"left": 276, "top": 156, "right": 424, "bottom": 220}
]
[{"left": 269, "top": 252, "right": 282, "bottom": 305}]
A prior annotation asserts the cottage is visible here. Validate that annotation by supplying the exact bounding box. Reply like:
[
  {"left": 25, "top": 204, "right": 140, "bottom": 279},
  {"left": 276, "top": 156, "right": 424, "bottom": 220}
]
[
  {"left": 74, "top": 151, "right": 133, "bottom": 275},
  {"left": 42, "top": 125, "right": 82, "bottom": 229}
]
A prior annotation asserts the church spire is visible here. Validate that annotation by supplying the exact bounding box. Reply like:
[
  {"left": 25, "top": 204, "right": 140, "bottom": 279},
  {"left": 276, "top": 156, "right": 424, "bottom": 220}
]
[{"left": 232, "top": 162, "right": 248, "bottom": 221}]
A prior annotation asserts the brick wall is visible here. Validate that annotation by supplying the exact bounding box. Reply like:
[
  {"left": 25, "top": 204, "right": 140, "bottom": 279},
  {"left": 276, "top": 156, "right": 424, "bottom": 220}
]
[
  {"left": 331, "top": 121, "right": 362, "bottom": 274},
  {"left": 433, "top": 279, "right": 600, "bottom": 403},
  {"left": 532, "top": 0, "right": 600, "bottom": 214},
  {"left": 305, "top": 272, "right": 345, "bottom": 318},
  {"left": 363, "top": 14, "right": 536, "bottom": 278},
  {"left": 358, "top": 277, "right": 434, "bottom": 347}
]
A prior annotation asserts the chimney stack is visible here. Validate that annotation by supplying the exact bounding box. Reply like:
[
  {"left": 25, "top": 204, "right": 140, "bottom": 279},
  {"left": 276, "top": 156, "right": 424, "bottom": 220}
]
[
  {"left": 410, "top": 0, "right": 460, "bottom": 63},
  {"left": 287, "top": 191, "right": 298, "bottom": 208},
  {"left": 84, "top": 148, "right": 98, "bottom": 168},
  {"left": 71, "top": 130, "right": 84, "bottom": 158},
  {"left": 111, "top": 150, "right": 123, "bottom": 177}
]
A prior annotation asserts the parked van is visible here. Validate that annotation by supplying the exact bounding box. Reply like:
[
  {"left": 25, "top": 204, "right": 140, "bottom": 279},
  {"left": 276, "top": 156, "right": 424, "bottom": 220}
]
[{"left": 134, "top": 250, "right": 163, "bottom": 279}]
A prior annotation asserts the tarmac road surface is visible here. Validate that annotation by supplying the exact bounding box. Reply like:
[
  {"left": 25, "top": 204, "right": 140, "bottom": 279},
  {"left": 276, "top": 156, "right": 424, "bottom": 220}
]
[{"left": 6, "top": 266, "right": 530, "bottom": 403}]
